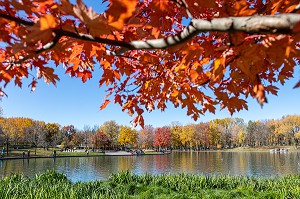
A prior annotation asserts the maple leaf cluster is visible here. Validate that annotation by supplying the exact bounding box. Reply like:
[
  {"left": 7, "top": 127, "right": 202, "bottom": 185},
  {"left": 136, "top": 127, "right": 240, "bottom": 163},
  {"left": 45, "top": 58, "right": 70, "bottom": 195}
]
[{"left": 0, "top": 0, "right": 300, "bottom": 127}]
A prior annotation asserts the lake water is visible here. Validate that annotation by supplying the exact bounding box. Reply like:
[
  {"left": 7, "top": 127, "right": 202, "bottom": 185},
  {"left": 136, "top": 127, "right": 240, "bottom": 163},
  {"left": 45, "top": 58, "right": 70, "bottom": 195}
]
[{"left": 1, "top": 151, "right": 300, "bottom": 182}]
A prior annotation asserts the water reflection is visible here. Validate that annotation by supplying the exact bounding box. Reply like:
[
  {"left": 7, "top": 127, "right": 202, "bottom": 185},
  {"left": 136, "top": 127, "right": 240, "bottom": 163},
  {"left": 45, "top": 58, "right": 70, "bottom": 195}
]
[{"left": 1, "top": 152, "right": 300, "bottom": 182}]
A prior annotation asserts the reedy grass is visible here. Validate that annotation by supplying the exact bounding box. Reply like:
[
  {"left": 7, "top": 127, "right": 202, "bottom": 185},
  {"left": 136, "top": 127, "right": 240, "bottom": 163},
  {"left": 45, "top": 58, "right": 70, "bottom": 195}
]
[{"left": 1, "top": 170, "right": 300, "bottom": 199}]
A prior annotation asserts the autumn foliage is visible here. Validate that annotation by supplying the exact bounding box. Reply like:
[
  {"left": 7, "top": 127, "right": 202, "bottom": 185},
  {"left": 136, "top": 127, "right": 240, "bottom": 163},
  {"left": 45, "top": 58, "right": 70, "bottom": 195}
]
[
  {"left": 1, "top": 116, "right": 300, "bottom": 151},
  {"left": 1, "top": 0, "right": 300, "bottom": 127},
  {"left": 153, "top": 127, "right": 171, "bottom": 148}
]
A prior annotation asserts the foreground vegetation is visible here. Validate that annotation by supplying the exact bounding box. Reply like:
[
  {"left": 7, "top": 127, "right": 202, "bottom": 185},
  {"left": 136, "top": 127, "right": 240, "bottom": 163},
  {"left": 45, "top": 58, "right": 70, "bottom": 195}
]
[{"left": 1, "top": 171, "right": 300, "bottom": 199}]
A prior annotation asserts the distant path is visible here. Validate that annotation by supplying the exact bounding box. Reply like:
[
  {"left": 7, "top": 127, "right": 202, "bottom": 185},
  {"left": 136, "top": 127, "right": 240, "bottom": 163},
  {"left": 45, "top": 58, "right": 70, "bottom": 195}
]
[{"left": 0, "top": 150, "right": 169, "bottom": 161}]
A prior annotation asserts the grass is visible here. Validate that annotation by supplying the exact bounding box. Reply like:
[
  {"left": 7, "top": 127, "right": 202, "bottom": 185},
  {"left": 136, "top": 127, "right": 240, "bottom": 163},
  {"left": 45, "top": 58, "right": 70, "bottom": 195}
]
[
  {"left": 1, "top": 148, "right": 104, "bottom": 158},
  {"left": 1, "top": 148, "right": 164, "bottom": 159},
  {"left": 1, "top": 170, "right": 300, "bottom": 199}
]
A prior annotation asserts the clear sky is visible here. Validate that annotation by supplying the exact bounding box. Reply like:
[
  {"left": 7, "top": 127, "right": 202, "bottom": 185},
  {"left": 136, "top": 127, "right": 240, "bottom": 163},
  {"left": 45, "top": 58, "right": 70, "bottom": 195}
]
[
  {"left": 1, "top": 63, "right": 300, "bottom": 130},
  {"left": 1, "top": 1, "right": 300, "bottom": 130}
]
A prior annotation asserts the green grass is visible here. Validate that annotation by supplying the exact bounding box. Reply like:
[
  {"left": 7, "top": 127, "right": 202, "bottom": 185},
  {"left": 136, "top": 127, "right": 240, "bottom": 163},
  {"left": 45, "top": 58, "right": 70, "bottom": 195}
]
[
  {"left": 1, "top": 148, "right": 104, "bottom": 158},
  {"left": 1, "top": 148, "right": 163, "bottom": 159},
  {"left": 1, "top": 171, "right": 300, "bottom": 199},
  {"left": 144, "top": 151, "right": 164, "bottom": 155}
]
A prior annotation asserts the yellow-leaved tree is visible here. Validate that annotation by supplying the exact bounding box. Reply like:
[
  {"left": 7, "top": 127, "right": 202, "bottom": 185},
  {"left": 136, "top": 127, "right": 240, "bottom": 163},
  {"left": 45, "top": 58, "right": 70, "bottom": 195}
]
[{"left": 117, "top": 126, "right": 137, "bottom": 148}]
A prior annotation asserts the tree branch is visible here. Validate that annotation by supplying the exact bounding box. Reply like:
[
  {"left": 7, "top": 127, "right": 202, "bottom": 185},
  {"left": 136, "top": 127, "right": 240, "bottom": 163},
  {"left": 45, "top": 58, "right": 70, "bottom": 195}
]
[
  {"left": 56, "top": 30, "right": 133, "bottom": 49},
  {"left": 0, "top": 13, "right": 34, "bottom": 26},
  {"left": 126, "top": 14, "right": 300, "bottom": 51},
  {"left": 1, "top": 13, "right": 300, "bottom": 57}
]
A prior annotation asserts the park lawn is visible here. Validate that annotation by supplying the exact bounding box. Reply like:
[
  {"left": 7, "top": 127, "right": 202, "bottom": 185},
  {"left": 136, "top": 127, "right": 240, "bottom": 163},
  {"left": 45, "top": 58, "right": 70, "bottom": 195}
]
[
  {"left": 57, "top": 151, "right": 104, "bottom": 157},
  {"left": 1, "top": 170, "right": 300, "bottom": 199},
  {"left": 1, "top": 148, "right": 104, "bottom": 158},
  {"left": 1, "top": 148, "right": 164, "bottom": 159},
  {"left": 144, "top": 151, "right": 165, "bottom": 155}
]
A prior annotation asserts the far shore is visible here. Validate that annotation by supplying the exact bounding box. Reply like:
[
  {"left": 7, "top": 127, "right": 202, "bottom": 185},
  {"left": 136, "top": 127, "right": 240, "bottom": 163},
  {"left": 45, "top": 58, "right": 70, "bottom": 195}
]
[
  {"left": 0, "top": 149, "right": 168, "bottom": 161},
  {"left": 1, "top": 146, "right": 299, "bottom": 161}
]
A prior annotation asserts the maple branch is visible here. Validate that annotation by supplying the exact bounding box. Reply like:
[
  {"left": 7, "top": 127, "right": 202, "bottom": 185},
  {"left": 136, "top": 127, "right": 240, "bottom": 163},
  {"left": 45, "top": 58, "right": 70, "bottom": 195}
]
[
  {"left": 125, "top": 14, "right": 300, "bottom": 52},
  {"left": 0, "top": 13, "right": 34, "bottom": 26},
  {"left": 1, "top": 13, "right": 300, "bottom": 57},
  {"left": 54, "top": 30, "right": 133, "bottom": 49},
  {"left": 36, "top": 33, "right": 62, "bottom": 54}
]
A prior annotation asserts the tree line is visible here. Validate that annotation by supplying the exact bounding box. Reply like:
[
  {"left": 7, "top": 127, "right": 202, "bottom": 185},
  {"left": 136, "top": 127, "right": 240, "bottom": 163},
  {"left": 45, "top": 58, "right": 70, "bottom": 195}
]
[{"left": 0, "top": 115, "right": 300, "bottom": 152}]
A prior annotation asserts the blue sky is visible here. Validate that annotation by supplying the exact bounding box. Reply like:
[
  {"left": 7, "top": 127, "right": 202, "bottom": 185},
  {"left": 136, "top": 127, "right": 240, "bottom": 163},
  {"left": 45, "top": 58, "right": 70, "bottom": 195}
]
[{"left": 1, "top": 63, "right": 300, "bottom": 130}]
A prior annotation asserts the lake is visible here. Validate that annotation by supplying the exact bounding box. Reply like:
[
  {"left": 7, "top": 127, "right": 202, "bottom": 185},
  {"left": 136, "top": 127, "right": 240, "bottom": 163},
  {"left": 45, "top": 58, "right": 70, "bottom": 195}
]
[{"left": 1, "top": 151, "right": 300, "bottom": 182}]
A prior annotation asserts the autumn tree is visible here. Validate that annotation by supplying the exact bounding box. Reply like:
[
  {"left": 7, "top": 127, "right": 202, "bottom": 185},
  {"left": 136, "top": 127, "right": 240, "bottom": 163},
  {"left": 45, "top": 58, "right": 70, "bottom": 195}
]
[
  {"left": 180, "top": 124, "right": 196, "bottom": 149},
  {"left": 118, "top": 126, "right": 137, "bottom": 148},
  {"left": 31, "top": 120, "right": 46, "bottom": 154},
  {"left": 225, "top": 118, "right": 245, "bottom": 147},
  {"left": 1, "top": 1, "right": 300, "bottom": 127},
  {"left": 82, "top": 125, "right": 98, "bottom": 149},
  {"left": 170, "top": 122, "right": 183, "bottom": 149},
  {"left": 246, "top": 120, "right": 257, "bottom": 147},
  {"left": 275, "top": 115, "right": 300, "bottom": 146},
  {"left": 91, "top": 130, "right": 110, "bottom": 150},
  {"left": 138, "top": 124, "right": 154, "bottom": 149},
  {"left": 61, "top": 125, "right": 76, "bottom": 148},
  {"left": 0, "top": 118, "right": 12, "bottom": 155},
  {"left": 265, "top": 119, "right": 277, "bottom": 146},
  {"left": 153, "top": 126, "right": 172, "bottom": 150},
  {"left": 236, "top": 129, "right": 246, "bottom": 147},
  {"left": 43, "top": 123, "right": 60, "bottom": 149},
  {"left": 209, "top": 119, "right": 222, "bottom": 148},
  {"left": 70, "top": 132, "right": 84, "bottom": 148},
  {"left": 0, "top": 117, "right": 33, "bottom": 147},
  {"left": 255, "top": 120, "right": 273, "bottom": 146},
  {"left": 99, "top": 120, "right": 120, "bottom": 149},
  {"left": 194, "top": 122, "right": 210, "bottom": 150}
]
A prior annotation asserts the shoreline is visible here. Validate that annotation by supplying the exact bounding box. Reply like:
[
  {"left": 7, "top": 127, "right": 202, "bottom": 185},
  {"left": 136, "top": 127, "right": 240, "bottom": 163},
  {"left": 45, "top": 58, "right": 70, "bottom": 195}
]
[
  {"left": 1, "top": 146, "right": 299, "bottom": 161},
  {"left": 0, "top": 150, "right": 169, "bottom": 161}
]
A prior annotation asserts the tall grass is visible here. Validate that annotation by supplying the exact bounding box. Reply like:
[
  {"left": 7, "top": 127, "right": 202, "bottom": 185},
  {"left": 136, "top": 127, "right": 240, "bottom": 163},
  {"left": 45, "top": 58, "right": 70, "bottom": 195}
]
[{"left": 1, "top": 170, "right": 300, "bottom": 198}]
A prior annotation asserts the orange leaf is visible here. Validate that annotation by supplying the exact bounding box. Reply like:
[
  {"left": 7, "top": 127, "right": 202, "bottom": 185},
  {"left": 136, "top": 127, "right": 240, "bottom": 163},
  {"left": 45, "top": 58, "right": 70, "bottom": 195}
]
[
  {"left": 155, "top": 0, "right": 169, "bottom": 11},
  {"left": 132, "top": 115, "right": 144, "bottom": 128},
  {"left": 37, "top": 67, "right": 60, "bottom": 85},
  {"left": 77, "top": 70, "right": 92, "bottom": 83},
  {"left": 40, "top": 14, "right": 57, "bottom": 30},
  {"left": 171, "top": 88, "right": 179, "bottom": 98},
  {"left": 100, "top": 99, "right": 110, "bottom": 110},
  {"left": 190, "top": 70, "right": 199, "bottom": 81},
  {"left": 114, "top": 94, "right": 122, "bottom": 106},
  {"left": 113, "top": 70, "right": 121, "bottom": 81},
  {"left": 286, "top": 5, "right": 297, "bottom": 13},
  {"left": 253, "top": 84, "right": 268, "bottom": 106},
  {"left": 107, "top": 0, "right": 138, "bottom": 29},
  {"left": 212, "top": 57, "right": 226, "bottom": 81},
  {"left": 28, "top": 79, "right": 37, "bottom": 92}
]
